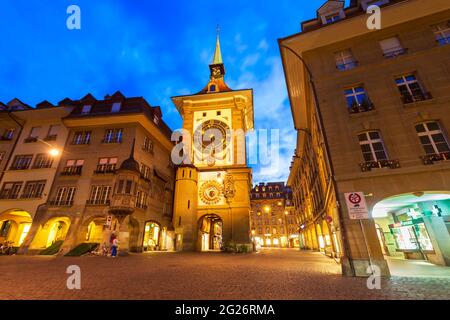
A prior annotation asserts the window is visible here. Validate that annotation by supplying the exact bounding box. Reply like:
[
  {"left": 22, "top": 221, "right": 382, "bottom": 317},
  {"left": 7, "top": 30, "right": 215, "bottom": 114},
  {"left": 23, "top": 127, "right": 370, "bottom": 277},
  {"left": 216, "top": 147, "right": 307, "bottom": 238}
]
[
  {"left": 143, "top": 137, "right": 153, "bottom": 153},
  {"left": 325, "top": 14, "right": 341, "bottom": 24},
  {"left": 0, "top": 220, "right": 11, "bottom": 237},
  {"left": 361, "top": 0, "right": 389, "bottom": 10},
  {"left": 379, "top": 37, "right": 406, "bottom": 58},
  {"left": 344, "top": 86, "right": 373, "bottom": 113},
  {"left": 1, "top": 128, "right": 15, "bottom": 140},
  {"left": 136, "top": 191, "right": 148, "bottom": 209},
  {"left": 140, "top": 163, "right": 152, "bottom": 180},
  {"left": 415, "top": 122, "right": 450, "bottom": 155},
  {"left": 45, "top": 125, "right": 60, "bottom": 141},
  {"left": 21, "top": 180, "right": 46, "bottom": 199},
  {"left": 208, "top": 84, "right": 216, "bottom": 92},
  {"left": 395, "top": 74, "right": 430, "bottom": 104},
  {"left": 358, "top": 131, "right": 388, "bottom": 162},
  {"left": 10, "top": 155, "right": 33, "bottom": 170},
  {"left": 432, "top": 21, "right": 450, "bottom": 45},
  {"left": 25, "top": 127, "right": 40, "bottom": 142},
  {"left": 111, "top": 102, "right": 121, "bottom": 113},
  {"left": 0, "top": 182, "right": 23, "bottom": 199},
  {"left": 96, "top": 157, "right": 117, "bottom": 173},
  {"left": 53, "top": 186, "right": 76, "bottom": 206},
  {"left": 33, "top": 154, "right": 53, "bottom": 169},
  {"left": 72, "top": 131, "right": 91, "bottom": 145},
  {"left": 62, "top": 159, "right": 84, "bottom": 175},
  {"left": 335, "top": 49, "right": 357, "bottom": 71},
  {"left": 81, "top": 105, "right": 92, "bottom": 114},
  {"left": 103, "top": 128, "right": 123, "bottom": 143},
  {"left": 88, "top": 186, "right": 111, "bottom": 205}
]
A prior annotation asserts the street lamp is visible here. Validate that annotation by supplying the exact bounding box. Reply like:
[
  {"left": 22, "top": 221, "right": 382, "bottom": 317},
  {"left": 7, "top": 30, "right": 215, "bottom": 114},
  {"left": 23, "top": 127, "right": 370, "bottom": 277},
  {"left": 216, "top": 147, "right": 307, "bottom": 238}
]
[{"left": 48, "top": 148, "right": 60, "bottom": 157}]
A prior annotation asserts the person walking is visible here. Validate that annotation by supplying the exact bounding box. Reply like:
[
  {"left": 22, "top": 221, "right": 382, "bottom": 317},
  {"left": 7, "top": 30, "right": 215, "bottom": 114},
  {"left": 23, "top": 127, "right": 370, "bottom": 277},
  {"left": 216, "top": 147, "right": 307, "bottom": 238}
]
[{"left": 110, "top": 234, "right": 119, "bottom": 257}]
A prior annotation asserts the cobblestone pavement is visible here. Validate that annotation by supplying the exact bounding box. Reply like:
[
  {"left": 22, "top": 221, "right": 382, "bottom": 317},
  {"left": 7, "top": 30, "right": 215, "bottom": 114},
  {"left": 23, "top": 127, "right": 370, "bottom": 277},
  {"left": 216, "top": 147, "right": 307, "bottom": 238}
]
[{"left": 0, "top": 249, "right": 449, "bottom": 300}]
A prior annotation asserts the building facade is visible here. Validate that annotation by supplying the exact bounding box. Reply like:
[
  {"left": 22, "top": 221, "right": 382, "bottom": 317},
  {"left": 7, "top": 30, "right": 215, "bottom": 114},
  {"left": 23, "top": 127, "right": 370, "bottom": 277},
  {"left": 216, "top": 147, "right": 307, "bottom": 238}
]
[
  {"left": 250, "top": 182, "right": 298, "bottom": 248},
  {"left": 0, "top": 92, "right": 175, "bottom": 255},
  {"left": 171, "top": 34, "right": 254, "bottom": 252},
  {"left": 280, "top": 0, "right": 450, "bottom": 276}
]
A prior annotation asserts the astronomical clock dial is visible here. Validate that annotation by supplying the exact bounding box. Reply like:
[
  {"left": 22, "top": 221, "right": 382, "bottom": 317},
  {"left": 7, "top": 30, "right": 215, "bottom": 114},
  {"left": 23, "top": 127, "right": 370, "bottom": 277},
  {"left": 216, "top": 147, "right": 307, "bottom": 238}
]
[
  {"left": 193, "top": 119, "right": 230, "bottom": 153},
  {"left": 199, "top": 180, "right": 223, "bottom": 205}
]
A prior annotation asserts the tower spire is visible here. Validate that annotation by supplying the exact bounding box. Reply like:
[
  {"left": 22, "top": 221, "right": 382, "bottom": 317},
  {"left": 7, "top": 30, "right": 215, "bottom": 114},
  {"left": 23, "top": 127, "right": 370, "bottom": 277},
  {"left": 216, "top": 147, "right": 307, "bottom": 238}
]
[{"left": 212, "top": 25, "right": 223, "bottom": 65}]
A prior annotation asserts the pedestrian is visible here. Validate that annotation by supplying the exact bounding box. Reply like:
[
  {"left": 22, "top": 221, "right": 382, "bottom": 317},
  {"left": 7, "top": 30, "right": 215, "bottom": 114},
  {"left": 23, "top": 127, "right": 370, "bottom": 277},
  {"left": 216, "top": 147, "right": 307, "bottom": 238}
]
[{"left": 110, "top": 234, "right": 119, "bottom": 257}]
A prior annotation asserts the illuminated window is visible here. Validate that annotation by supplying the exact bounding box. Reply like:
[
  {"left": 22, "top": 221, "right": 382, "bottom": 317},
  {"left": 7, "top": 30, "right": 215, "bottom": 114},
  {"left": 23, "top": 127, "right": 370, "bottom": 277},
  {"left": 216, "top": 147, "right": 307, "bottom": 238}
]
[{"left": 344, "top": 85, "right": 372, "bottom": 113}]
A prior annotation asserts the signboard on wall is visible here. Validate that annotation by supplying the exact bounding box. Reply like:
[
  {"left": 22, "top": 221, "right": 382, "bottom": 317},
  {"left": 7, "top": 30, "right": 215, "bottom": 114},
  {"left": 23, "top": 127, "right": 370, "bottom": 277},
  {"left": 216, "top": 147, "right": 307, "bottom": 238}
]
[{"left": 345, "top": 192, "right": 369, "bottom": 220}]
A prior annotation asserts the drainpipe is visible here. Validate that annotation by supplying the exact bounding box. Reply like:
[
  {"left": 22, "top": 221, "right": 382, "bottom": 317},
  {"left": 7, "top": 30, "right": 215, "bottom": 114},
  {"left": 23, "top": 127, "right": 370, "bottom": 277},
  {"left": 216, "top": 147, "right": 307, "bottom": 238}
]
[{"left": 279, "top": 43, "right": 356, "bottom": 277}]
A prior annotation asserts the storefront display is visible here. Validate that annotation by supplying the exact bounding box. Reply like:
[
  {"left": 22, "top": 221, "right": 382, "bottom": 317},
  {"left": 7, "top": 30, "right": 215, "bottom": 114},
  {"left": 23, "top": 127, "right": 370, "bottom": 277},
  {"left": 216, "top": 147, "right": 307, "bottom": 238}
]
[{"left": 389, "top": 218, "right": 434, "bottom": 254}]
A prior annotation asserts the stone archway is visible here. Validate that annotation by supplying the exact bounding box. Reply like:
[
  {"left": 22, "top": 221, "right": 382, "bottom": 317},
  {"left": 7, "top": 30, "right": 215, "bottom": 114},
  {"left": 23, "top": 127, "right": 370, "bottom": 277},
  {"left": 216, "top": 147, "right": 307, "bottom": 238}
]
[
  {"left": 0, "top": 209, "right": 32, "bottom": 247},
  {"left": 198, "top": 214, "right": 223, "bottom": 251},
  {"left": 30, "top": 216, "right": 71, "bottom": 250}
]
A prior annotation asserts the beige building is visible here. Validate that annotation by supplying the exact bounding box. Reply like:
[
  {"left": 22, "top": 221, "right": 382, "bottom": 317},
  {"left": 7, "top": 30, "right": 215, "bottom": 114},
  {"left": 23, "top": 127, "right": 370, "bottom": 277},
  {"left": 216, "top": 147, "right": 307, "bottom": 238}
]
[
  {"left": 0, "top": 92, "right": 175, "bottom": 255},
  {"left": 250, "top": 182, "right": 298, "bottom": 248},
  {"left": 280, "top": 0, "right": 450, "bottom": 276},
  {"left": 171, "top": 34, "right": 254, "bottom": 252},
  {"left": 0, "top": 102, "right": 72, "bottom": 248}
]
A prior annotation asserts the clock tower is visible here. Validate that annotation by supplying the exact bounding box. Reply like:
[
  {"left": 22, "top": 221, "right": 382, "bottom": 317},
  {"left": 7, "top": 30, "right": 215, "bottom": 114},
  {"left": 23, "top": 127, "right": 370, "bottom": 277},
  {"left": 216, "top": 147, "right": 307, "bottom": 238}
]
[{"left": 171, "top": 31, "right": 254, "bottom": 251}]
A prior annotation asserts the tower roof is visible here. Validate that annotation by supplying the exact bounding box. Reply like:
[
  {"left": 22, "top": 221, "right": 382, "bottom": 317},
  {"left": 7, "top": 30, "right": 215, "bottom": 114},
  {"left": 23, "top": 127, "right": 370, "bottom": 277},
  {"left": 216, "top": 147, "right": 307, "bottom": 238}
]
[
  {"left": 119, "top": 139, "right": 140, "bottom": 173},
  {"left": 212, "top": 28, "right": 223, "bottom": 65}
]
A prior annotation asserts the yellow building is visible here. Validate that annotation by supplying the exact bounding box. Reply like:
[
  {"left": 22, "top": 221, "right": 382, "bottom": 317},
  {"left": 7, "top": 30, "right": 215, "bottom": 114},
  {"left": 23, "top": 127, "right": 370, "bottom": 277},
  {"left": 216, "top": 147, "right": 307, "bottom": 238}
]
[
  {"left": 171, "top": 34, "right": 254, "bottom": 251},
  {"left": 280, "top": 0, "right": 450, "bottom": 276},
  {"left": 0, "top": 93, "right": 175, "bottom": 255},
  {"left": 250, "top": 182, "right": 299, "bottom": 248}
]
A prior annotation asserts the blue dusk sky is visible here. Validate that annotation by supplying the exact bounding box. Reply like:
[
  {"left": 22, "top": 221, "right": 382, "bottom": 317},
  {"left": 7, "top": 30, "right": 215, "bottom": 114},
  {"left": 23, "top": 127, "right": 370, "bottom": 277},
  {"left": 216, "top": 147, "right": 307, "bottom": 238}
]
[{"left": 0, "top": 0, "right": 350, "bottom": 183}]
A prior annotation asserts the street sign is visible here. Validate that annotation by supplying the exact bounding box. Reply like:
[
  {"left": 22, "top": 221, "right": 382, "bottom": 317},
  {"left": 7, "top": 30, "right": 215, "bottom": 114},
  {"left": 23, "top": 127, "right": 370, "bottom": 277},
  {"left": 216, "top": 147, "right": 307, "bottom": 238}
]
[{"left": 345, "top": 192, "right": 369, "bottom": 220}]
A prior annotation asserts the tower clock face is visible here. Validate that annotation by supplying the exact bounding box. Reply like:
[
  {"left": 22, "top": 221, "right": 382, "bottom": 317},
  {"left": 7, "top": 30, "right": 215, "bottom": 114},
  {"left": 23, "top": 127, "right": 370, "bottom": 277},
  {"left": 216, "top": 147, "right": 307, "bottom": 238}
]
[
  {"left": 199, "top": 180, "right": 223, "bottom": 205},
  {"left": 193, "top": 119, "right": 230, "bottom": 152}
]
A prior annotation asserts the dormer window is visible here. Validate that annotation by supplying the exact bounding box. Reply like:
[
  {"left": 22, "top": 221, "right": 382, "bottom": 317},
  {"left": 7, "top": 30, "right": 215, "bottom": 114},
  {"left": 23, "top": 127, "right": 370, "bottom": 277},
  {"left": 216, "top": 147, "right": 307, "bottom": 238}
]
[
  {"left": 208, "top": 84, "right": 217, "bottom": 93},
  {"left": 361, "top": 0, "right": 390, "bottom": 11},
  {"left": 318, "top": 1, "right": 345, "bottom": 25},
  {"left": 111, "top": 102, "right": 121, "bottom": 113},
  {"left": 325, "top": 14, "right": 341, "bottom": 24},
  {"left": 81, "top": 105, "right": 91, "bottom": 114}
]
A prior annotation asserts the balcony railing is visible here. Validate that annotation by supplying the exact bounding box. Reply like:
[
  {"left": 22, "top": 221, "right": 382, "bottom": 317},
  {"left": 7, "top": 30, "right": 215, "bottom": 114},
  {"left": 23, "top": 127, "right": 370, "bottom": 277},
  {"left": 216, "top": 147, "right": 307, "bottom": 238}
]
[
  {"left": 24, "top": 137, "right": 38, "bottom": 143},
  {"left": 336, "top": 61, "right": 358, "bottom": 71},
  {"left": 360, "top": 159, "right": 401, "bottom": 172},
  {"left": 0, "top": 194, "right": 19, "bottom": 200},
  {"left": 383, "top": 48, "right": 408, "bottom": 58},
  {"left": 102, "top": 138, "right": 122, "bottom": 144},
  {"left": 0, "top": 136, "right": 13, "bottom": 141},
  {"left": 86, "top": 199, "right": 111, "bottom": 206},
  {"left": 20, "top": 194, "right": 43, "bottom": 199},
  {"left": 94, "top": 165, "right": 116, "bottom": 174},
  {"left": 349, "top": 102, "right": 375, "bottom": 114},
  {"left": 421, "top": 152, "right": 450, "bottom": 165},
  {"left": 48, "top": 200, "right": 74, "bottom": 207},
  {"left": 10, "top": 165, "right": 30, "bottom": 170},
  {"left": 43, "top": 135, "right": 57, "bottom": 141},
  {"left": 401, "top": 92, "right": 433, "bottom": 104},
  {"left": 61, "top": 167, "right": 83, "bottom": 176}
]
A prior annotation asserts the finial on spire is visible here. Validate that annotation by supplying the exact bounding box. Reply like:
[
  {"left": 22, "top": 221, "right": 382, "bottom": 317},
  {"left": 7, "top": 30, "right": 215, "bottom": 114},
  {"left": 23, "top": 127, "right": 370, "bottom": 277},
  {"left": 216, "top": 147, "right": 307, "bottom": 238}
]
[{"left": 212, "top": 25, "right": 223, "bottom": 65}]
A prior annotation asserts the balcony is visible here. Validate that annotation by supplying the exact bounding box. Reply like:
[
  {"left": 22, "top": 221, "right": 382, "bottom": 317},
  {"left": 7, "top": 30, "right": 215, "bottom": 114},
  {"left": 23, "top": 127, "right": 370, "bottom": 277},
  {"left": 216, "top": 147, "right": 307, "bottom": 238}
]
[
  {"left": 20, "top": 194, "right": 43, "bottom": 199},
  {"left": 401, "top": 92, "right": 433, "bottom": 105},
  {"left": 48, "top": 200, "right": 74, "bottom": 207},
  {"left": 360, "top": 159, "right": 401, "bottom": 172},
  {"left": 383, "top": 48, "right": 408, "bottom": 58},
  {"left": 421, "top": 152, "right": 450, "bottom": 165},
  {"left": 0, "top": 194, "right": 19, "bottom": 200},
  {"left": 86, "top": 199, "right": 111, "bottom": 206},
  {"left": 10, "top": 165, "right": 30, "bottom": 170},
  {"left": 24, "top": 137, "right": 38, "bottom": 143},
  {"left": 94, "top": 165, "right": 116, "bottom": 174},
  {"left": 61, "top": 167, "right": 83, "bottom": 176},
  {"left": 109, "top": 194, "right": 136, "bottom": 216},
  {"left": 102, "top": 139, "right": 122, "bottom": 144},
  {"left": 348, "top": 101, "right": 375, "bottom": 114},
  {"left": 336, "top": 61, "right": 358, "bottom": 71},
  {"left": 43, "top": 135, "right": 57, "bottom": 141}
]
